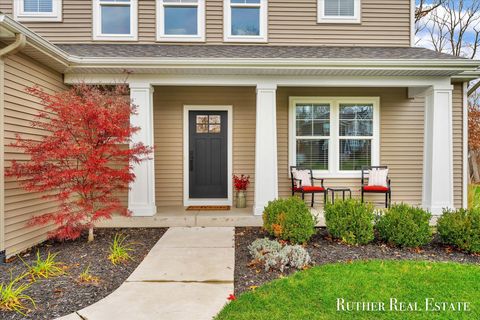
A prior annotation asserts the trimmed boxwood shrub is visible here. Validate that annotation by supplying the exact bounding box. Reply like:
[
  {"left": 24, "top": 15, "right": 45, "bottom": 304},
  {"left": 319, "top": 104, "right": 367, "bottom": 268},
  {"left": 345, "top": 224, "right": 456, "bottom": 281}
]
[
  {"left": 263, "top": 196, "right": 317, "bottom": 244},
  {"left": 376, "top": 203, "right": 432, "bottom": 248},
  {"left": 437, "top": 208, "right": 480, "bottom": 253},
  {"left": 324, "top": 199, "right": 375, "bottom": 245}
]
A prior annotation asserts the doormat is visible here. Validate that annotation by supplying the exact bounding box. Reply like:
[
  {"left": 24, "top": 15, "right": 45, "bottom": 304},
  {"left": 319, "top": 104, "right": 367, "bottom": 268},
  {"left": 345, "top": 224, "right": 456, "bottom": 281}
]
[{"left": 186, "top": 206, "right": 231, "bottom": 211}]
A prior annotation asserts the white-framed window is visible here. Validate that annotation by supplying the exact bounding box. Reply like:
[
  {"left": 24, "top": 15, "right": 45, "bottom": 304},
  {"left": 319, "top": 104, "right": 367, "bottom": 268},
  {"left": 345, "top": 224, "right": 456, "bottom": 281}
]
[
  {"left": 289, "top": 97, "right": 379, "bottom": 178},
  {"left": 14, "top": 0, "right": 62, "bottom": 22},
  {"left": 224, "top": 0, "right": 268, "bottom": 43},
  {"left": 92, "top": 0, "right": 138, "bottom": 41},
  {"left": 318, "top": 0, "right": 361, "bottom": 24},
  {"left": 157, "top": 0, "right": 205, "bottom": 42}
]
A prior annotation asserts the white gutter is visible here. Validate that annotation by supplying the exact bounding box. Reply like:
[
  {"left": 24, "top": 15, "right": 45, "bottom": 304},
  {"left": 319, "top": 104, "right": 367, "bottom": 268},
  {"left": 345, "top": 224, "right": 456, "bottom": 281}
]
[{"left": 0, "top": 33, "right": 26, "bottom": 57}]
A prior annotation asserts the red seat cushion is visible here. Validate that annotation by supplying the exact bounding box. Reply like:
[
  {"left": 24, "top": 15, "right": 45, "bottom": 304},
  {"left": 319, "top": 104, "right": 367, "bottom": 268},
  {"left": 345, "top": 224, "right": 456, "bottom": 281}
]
[
  {"left": 363, "top": 185, "right": 390, "bottom": 192},
  {"left": 294, "top": 186, "right": 325, "bottom": 192}
]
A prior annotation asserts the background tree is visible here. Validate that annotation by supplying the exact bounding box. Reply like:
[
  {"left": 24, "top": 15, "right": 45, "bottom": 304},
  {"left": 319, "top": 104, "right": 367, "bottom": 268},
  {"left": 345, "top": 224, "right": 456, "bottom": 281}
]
[
  {"left": 416, "top": 0, "right": 480, "bottom": 182},
  {"left": 5, "top": 84, "right": 152, "bottom": 242}
]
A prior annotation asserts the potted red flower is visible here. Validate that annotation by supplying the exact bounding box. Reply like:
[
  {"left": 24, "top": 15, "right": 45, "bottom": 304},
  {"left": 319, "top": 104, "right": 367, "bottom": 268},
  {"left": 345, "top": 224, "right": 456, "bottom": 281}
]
[{"left": 233, "top": 174, "right": 250, "bottom": 208}]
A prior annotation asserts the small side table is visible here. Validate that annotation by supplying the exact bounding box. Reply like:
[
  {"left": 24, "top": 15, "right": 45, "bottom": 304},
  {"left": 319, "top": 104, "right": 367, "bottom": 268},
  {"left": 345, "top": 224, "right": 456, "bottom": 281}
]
[{"left": 327, "top": 187, "right": 352, "bottom": 204}]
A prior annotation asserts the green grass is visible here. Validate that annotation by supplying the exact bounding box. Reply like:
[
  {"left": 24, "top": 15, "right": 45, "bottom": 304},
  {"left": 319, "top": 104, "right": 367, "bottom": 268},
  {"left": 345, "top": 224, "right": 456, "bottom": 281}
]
[
  {"left": 216, "top": 260, "right": 480, "bottom": 320},
  {"left": 468, "top": 184, "right": 480, "bottom": 209}
]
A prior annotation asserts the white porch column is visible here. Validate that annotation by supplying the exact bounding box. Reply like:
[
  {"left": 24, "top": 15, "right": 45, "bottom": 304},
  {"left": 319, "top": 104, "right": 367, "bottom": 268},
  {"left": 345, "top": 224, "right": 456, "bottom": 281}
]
[
  {"left": 254, "top": 83, "right": 278, "bottom": 215},
  {"left": 128, "top": 82, "right": 156, "bottom": 216},
  {"left": 422, "top": 86, "right": 454, "bottom": 215}
]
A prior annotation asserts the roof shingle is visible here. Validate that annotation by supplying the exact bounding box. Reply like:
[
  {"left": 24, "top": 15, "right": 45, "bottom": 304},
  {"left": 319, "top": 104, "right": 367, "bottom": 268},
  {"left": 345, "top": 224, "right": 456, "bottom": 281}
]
[{"left": 57, "top": 44, "right": 463, "bottom": 60}]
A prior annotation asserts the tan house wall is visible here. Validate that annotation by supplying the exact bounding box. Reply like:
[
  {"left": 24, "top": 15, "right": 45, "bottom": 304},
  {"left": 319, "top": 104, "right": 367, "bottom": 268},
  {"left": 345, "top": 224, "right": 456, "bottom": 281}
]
[
  {"left": 277, "top": 85, "right": 464, "bottom": 208},
  {"left": 153, "top": 86, "right": 256, "bottom": 207},
  {"left": 1, "top": 0, "right": 411, "bottom": 46},
  {"left": 3, "top": 52, "right": 67, "bottom": 257}
]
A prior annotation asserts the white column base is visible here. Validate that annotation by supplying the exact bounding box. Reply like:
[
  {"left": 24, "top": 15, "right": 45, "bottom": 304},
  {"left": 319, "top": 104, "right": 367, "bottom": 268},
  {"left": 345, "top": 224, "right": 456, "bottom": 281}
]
[
  {"left": 128, "top": 83, "right": 156, "bottom": 217},
  {"left": 253, "top": 83, "right": 278, "bottom": 216},
  {"left": 422, "top": 86, "right": 454, "bottom": 214}
]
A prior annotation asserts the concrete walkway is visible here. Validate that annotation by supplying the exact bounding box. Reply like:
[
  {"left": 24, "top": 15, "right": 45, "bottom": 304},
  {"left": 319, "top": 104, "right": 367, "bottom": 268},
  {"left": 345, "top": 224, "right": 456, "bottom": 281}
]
[{"left": 58, "top": 227, "right": 235, "bottom": 320}]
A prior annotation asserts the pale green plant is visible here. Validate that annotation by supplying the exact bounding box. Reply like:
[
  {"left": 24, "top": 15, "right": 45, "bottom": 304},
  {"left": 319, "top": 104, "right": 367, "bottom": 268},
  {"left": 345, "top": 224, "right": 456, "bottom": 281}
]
[
  {"left": 21, "top": 251, "right": 65, "bottom": 281},
  {"left": 108, "top": 233, "right": 134, "bottom": 265},
  {"left": 0, "top": 272, "right": 36, "bottom": 316}
]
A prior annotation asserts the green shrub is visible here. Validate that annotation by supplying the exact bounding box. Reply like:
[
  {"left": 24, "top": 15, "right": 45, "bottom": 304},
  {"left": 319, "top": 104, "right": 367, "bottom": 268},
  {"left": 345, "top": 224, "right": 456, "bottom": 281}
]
[
  {"left": 263, "top": 196, "right": 317, "bottom": 244},
  {"left": 376, "top": 203, "right": 432, "bottom": 248},
  {"left": 437, "top": 208, "right": 480, "bottom": 253},
  {"left": 324, "top": 199, "right": 375, "bottom": 245}
]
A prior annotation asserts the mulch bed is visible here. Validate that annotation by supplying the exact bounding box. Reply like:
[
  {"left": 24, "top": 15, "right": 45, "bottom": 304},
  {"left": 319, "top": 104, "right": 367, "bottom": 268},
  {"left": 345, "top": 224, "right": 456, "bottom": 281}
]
[
  {"left": 235, "top": 227, "right": 480, "bottom": 296},
  {"left": 0, "top": 228, "right": 167, "bottom": 320}
]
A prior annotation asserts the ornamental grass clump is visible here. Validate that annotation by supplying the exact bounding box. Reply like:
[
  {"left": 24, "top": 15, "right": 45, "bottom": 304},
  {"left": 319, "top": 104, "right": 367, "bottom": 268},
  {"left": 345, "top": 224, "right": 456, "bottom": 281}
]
[
  {"left": 376, "top": 203, "right": 432, "bottom": 248},
  {"left": 437, "top": 208, "right": 480, "bottom": 253},
  {"left": 248, "top": 238, "right": 311, "bottom": 272},
  {"left": 263, "top": 197, "right": 317, "bottom": 244},
  {"left": 0, "top": 273, "right": 36, "bottom": 316},
  {"left": 77, "top": 264, "right": 100, "bottom": 284},
  {"left": 108, "top": 233, "right": 134, "bottom": 265},
  {"left": 324, "top": 199, "right": 375, "bottom": 245},
  {"left": 22, "top": 251, "right": 65, "bottom": 281}
]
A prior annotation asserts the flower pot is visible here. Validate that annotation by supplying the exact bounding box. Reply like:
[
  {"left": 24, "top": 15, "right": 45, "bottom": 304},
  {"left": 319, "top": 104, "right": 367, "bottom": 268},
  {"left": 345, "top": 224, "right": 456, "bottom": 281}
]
[{"left": 236, "top": 190, "right": 247, "bottom": 208}]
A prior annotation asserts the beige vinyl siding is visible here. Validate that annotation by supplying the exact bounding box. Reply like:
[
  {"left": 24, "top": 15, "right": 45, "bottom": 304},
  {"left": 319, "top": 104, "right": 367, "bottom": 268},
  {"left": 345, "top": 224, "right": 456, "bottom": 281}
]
[
  {"left": 1, "top": 0, "right": 411, "bottom": 46},
  {"left": 3, "top": 53, "right": 67, "bottom": 257},
  {"left": 153, "top": 86, "right": 256, "bottom": 207},
  {"left": 452, "top": 83, "right": 464, "bottom": 208},
  {"left": 278, "top": 85, "right": 465, "bottom": 208}
]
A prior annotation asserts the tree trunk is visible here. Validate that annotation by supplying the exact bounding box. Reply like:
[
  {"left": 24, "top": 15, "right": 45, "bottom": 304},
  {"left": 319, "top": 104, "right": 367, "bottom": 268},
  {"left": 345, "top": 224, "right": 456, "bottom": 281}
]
[
  {"left": 471, "top": 150, "right": 480, "bottom": 183},
  {"left": 88, "top": 226, "right": 94, "bottom": 242}
]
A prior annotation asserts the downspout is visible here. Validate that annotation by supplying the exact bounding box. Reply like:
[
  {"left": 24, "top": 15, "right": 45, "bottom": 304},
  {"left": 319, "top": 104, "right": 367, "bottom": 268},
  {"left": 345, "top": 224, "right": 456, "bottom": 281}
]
[{"left": 0, "top": 33, "right": 26, "bottom": 263}]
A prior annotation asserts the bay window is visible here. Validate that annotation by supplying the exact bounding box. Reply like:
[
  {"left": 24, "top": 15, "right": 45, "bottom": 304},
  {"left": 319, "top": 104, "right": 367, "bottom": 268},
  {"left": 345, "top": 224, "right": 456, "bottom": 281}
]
[
  {"left": 318, "top": 0, "right": 361, "bottom": 23},
  {"left": 14, "top": 0, "right": 62, "bottom": 21},
  {"left": 289, "top": 97, "right": 379, "bottom": 177},
  {"left": 157, "top": 0, "right": 205, "bottom": 42},
  {"left": 224, "top": 0, "right": 268, "bottom": 42},
  {"left": 93, "top": 0, "right": 138, "bottom": 41}
]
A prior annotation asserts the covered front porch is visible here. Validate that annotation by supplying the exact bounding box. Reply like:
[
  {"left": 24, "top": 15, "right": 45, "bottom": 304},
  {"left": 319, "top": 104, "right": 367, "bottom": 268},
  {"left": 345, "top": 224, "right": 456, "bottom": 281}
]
[{"left": 64, "top": 73, "right": 467, "bottom": 220}]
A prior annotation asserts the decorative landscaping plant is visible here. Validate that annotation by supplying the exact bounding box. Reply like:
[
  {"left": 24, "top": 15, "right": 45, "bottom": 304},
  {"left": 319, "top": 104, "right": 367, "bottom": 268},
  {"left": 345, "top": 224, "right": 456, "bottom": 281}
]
[
  {"left": 263, "top": 196, "right": 317, "bottom": 244},
  {"left": 248, "top": 238, "right": 311, "bottom": 272},
  {"left": 5, "top": 84, "right": 153, "bottom": 242},
  {"left": 21, "top": 251, "right": 65, "bottom": 281},
  {"left": 324, "top": 199, "right": 375, "bottom": 245},
  {"left": 437, "top": 208, "right": 480, "bottom": 253},
  {"left": 0, "top": 273, "right": 35, "bottom": 316},
  {"left": 108, "top": 233, "right": 135, "bottom": 265},
  {"left": 376, "top": 203, "right": 432, "bottom": 248},
  {"left": 233, "top": 174, "right": 250, "bottom": 208}
]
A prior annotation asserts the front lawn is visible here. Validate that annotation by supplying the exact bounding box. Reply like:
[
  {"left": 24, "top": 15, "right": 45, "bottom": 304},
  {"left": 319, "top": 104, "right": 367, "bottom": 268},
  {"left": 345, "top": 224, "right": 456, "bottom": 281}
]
[{"left": 217, "top": 260, "right": 480, "bottom": 320}]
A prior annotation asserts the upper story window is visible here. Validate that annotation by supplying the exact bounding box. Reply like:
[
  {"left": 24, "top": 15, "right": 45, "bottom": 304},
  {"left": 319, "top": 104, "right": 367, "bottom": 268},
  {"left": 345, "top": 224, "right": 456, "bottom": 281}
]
[
  {"left": 224, "top": 0, "right": 268, "bottom": 43},
  {"left": 93, "top": 0, "right": 138, "bottom": 41},
  {"left": 157, "top": 0, "right": 205, "bottom": 42},
  {"left": 318, "top": 0, "right": 361, "bottom": 24},
  {"left": 14, "top": 0, "right": 62, "bottom": 22},
  {"left": 289, "top": 97, "right": 379, "bottom": 178}
]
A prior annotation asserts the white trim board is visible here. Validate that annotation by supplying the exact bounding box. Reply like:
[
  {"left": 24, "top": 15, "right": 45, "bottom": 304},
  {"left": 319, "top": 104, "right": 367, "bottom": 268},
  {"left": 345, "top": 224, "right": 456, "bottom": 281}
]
[{"left": 183, "top": 105, "right": 233, "bottom": 206}]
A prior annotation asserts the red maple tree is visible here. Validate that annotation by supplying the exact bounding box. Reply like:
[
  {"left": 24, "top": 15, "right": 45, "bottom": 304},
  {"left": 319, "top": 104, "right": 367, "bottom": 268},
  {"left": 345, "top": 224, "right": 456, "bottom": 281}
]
[{"left": 5, "top": 83, "right": 152, "bottom": 242}]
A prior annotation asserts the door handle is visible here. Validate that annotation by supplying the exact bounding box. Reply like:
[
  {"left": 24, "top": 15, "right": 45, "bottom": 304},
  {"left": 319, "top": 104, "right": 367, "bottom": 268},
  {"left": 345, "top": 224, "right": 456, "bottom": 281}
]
[{"left": 189, "top": 151, "right": 194, "bottom": 171}]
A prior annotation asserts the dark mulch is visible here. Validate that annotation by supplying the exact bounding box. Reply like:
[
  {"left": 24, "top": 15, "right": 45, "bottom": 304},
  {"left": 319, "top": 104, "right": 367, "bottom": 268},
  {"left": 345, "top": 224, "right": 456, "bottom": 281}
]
[
  {"left": 0, "top": 228, "right": 167, "bottom": 320},
  {"left": 235, "top": 227, "right": 480, "bottom": 296}
]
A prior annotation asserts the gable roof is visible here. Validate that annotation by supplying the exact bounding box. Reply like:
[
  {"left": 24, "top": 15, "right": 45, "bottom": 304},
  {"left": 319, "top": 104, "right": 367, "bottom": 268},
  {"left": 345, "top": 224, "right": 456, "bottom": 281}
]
[{"left": 57, "top": 44, "right": 463, "bottom": 61}]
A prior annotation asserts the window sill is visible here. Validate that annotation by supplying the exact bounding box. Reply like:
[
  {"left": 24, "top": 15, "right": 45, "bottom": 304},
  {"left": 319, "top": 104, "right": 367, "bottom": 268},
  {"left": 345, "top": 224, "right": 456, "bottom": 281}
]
[
  {"left": 93, "top": 35, "right": 138, "bottom": 41},
  {"left": 157, "top": 36, "right": 205, "bottom": 42},
  {"left": 15, "top": 15, "right": 62, "bottom": 22},
  {"left": 223, "top": 36, "right": 268, "bottom": 43},
  {"left": 317, "top": 17, "right": 361, "bottom": 24}
]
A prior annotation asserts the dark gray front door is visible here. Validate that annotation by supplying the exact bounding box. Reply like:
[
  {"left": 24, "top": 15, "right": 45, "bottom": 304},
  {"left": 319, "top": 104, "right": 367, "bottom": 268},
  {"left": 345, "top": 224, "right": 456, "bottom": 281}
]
[{"left": 189, "top": 111, "right": 228, "bottom": 199}]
